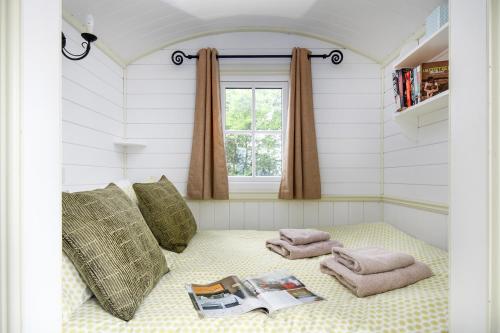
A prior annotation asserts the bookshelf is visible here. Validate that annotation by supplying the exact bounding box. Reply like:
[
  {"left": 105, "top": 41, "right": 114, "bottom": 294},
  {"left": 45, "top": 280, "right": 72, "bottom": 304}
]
[
  {"left": 394, "top": 23, "right": 449, "bottom": 70},
  {"left": 392, "top": 23, "right": 449, "bottom": 139},
  {"left": 114, "top": 140, "right": 146, "bottom": 148},
  {"left": 393, "top": 91, "right": 449, "bottom": 139}
]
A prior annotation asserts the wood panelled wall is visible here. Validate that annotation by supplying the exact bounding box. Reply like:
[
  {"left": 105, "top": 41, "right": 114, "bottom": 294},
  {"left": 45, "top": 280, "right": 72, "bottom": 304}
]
[
  {"left": 124, "top": 33, "right": 382, "bottom": 195},
  {"left": 62, "top": 21, "right": 125, "bottom": 192},
  {"left": 60, "top": 25, "right": 448, "bottom": 246},
  {"left": 124, "top": 32, "right": 383, "bottom": 226},
  {"left": 382, "top": 57, "right": 448, "bottom": 249}
]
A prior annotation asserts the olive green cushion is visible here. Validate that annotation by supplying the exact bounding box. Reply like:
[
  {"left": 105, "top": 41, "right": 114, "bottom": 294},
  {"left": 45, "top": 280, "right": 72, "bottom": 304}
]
[
  {"left": 62, "top": 184, "right": 168, "bottom": 321},
  {"left": 133, "top": 176, "right": 197, "bottom": 253}
]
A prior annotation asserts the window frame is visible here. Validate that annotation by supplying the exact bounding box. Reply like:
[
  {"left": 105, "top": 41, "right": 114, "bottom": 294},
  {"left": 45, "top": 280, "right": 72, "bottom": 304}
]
[{"left": 221, "top": 81, "right": 288, "bottom": 186}]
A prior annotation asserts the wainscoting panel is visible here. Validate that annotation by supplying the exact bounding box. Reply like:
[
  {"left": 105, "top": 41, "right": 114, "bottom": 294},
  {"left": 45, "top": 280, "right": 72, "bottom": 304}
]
[{"left": 187, "top": 200, "right": 383, "bottom": 231}]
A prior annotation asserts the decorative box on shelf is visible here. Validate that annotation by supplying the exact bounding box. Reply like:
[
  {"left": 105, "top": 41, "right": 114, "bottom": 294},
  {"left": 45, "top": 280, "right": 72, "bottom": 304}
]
[{"left": 425, "top": 3, "right": 449, "bottom": 39}]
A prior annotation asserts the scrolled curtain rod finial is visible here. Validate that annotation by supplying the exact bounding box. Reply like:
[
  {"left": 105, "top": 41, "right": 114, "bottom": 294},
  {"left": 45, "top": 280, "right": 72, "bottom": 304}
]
[
  {"left": 326, "top": 50, "right": 343, "bottom": 65},
  {"left": 171, "top": 50, "right": 197, "bottom": 65}
]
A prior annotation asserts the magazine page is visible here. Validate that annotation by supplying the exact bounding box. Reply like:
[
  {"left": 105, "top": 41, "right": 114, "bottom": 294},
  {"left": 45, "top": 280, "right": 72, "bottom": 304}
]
[
  {"left": 186, "top": 276, "right": 266, "bottom": 318},
  {"left": 243, "top": 271, "right": 324, "bottom": 312}
]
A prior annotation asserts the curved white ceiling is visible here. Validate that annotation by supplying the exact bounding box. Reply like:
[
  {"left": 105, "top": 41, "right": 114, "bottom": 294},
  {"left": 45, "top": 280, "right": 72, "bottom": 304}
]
[{"left": 63, "top": 0, "right": 444, "bottom": 65}]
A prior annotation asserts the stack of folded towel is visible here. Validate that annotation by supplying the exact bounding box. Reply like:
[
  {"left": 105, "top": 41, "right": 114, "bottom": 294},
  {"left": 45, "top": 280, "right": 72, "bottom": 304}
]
[
  {"left": 320, "top": 247, "right": 433, "bottom": 297},
  {"left": 266, "top": 229, "right": 343, "bottom": 260}
]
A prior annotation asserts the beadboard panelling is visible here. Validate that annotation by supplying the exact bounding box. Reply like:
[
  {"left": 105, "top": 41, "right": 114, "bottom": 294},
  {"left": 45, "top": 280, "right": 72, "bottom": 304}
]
[
  {"left": 382, "top": 58, "right": 449, "bottom": 248},
  {"left": 62, "top": 21, "right": 125, "bottom": 192},
  {"left": 187, "top": 200, "right": 382, "bottom": 230},
  {"left": 125, "top": 32, "right": 382, "bottom": 198},
  {"left": 383, "top": 203, "right": 447, "bottom": 250}
]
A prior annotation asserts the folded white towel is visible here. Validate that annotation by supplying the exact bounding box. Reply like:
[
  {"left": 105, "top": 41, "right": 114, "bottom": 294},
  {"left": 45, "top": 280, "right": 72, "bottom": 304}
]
[
  {"left": 332, "top": 247, "right": 415, "bottom": 275},
  {"left": 279, "top": 229, "right": 331, "bottom": 245}
]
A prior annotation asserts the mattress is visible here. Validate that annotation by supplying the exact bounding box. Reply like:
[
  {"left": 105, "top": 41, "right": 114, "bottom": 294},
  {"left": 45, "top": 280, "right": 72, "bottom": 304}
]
[{"left": 63, "top": 223, "right": 448, "bottom": 333}]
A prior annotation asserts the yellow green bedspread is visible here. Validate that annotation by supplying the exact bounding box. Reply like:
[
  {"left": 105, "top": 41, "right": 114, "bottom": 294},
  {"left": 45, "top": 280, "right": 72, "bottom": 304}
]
[{"left": 63, "top": 223, "right": 448, "bottom": 333}]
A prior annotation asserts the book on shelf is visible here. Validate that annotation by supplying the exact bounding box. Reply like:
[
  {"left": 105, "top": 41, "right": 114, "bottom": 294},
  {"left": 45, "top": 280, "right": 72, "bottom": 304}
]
[
  {"left": 393, "top": 60, "right": 448, "bottom": 112},
  {"left": 405, "top": 69, "right": 412, "bottom": 108},
  {"left": 420, "top": 60, "right": 448, "bottom": 102},
  {"left": 391, "top": 72, "right": 401, "bottom": 110}
]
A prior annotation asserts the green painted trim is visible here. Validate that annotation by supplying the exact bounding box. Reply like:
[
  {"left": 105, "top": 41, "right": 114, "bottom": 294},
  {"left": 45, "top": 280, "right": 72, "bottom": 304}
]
[
  {"left": 62, "top": 11, "right": 126, "bottom": 68},
  {"left": 489, "top": 0, "right": 500, "bottom": 330},
  {"left": 1, "top": 0, "right": 22, "bottom": 330},
  {"left": 383, "top": 196, "right": 448, "bottom": 215},
  {"left": 379, "top": 68, "right": 385, "bottom": 203},
  {"left": 224, "top": 194, "right": 383, "bottom": 201},
  {"left": 126, "top": 28, "right": 380, "bottom": 65},
  {"left": 188, "top": 194, "right": 449, "bottom": 215}
]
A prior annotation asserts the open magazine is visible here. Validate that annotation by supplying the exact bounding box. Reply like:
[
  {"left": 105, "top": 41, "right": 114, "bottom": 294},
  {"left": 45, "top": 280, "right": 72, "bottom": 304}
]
[{"left": 186, "top": 270, "right": 323, "bottom": 318}]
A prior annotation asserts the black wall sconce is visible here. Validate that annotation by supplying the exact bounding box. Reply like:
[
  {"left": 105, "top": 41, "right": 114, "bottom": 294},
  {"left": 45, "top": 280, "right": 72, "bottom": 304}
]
[{"left": 62, "top": 15, "right": 97, "bottom": 61}]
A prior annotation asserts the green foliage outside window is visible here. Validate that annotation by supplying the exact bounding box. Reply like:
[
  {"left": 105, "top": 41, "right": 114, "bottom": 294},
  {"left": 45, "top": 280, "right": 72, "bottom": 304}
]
[{"left": 224, "top": 87, "right": 283, "bottom": 177}]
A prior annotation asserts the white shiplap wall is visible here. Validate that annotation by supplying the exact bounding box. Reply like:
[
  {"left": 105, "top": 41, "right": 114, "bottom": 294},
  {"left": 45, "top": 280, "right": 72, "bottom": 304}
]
[
  {"left": 187, "top": 200, "right": 383, "bottom": 231},
  {"left": 62, "top": 21, "right": 125, "bottom": 192},
  {"left": 125, "top": 32, "right": 383, "bottom": 228},
  {"left": 382, "top": 58, "right": 448, "bottom": 249}
]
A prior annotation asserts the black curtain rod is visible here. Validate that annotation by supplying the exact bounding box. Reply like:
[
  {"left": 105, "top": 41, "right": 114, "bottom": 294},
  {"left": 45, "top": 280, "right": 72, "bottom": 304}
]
[{"left": 171, "top": 49, "right": 344, "bottom": 66}]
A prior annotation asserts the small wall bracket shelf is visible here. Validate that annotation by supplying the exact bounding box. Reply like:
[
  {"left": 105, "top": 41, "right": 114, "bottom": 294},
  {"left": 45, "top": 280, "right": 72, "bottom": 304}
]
[
  {"left": 393, "top": 91, "right": 449, "bottom": 140},
  {"left": 393, "top": 23, "right": 449, "bottom": 70},
  {"left": 171, "top": 49, "right": 344, "bottom": 65},
  {"left": 113, "top": 140, "right": 146, "bottom": 149}
]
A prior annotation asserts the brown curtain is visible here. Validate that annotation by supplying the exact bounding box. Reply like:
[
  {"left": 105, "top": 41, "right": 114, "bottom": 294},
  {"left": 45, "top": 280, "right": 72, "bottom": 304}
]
[
  {"left": 279, "top": 48, "right": 321, "bottom": 199},
  {"left": 187, "top": 48, "right": 229, "bottom": 200}
]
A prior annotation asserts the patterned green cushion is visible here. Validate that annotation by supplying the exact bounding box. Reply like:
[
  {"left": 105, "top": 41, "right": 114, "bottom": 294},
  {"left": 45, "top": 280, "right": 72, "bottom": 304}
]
[
  {"left": 62, "top": 184, "right": 168, "bottom": 321},
  {"left": 133, "top": 175, "right": 197, "bottom": 253}
]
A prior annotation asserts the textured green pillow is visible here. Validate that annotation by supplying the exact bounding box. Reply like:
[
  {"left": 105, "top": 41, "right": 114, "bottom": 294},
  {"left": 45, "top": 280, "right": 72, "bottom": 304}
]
[
  {"left": 62, "top": 184, "right": 168, "bottom": 321},
  {"left": 133, "top": 175, "right": 197, "bottom": 253}
]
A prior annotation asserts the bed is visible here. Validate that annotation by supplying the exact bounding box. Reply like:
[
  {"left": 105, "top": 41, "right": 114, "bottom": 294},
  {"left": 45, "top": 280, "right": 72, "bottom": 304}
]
[{"left": 63, "top": 222, "right": 448, "bottom": 333}]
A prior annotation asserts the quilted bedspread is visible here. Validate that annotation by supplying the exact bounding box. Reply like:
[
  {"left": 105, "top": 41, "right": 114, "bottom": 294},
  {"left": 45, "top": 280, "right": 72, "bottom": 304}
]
[{"left": 63, "top": 223, "right": 448, "bottom": 333}]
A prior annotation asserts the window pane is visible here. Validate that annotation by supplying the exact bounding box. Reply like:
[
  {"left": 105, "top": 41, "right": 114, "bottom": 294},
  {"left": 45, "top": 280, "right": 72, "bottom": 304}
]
[
  {"left": 225, "top": 134, "right": 252, "bottom": 176},
  {"left": 255, "top": 134, "right": 281, "bottom": 176},
  {"left": 225, "top": 88, "right": 252, "bottom": 130},
  {"left": 255, "top": 88, "right": 282, "bottom": 130}
]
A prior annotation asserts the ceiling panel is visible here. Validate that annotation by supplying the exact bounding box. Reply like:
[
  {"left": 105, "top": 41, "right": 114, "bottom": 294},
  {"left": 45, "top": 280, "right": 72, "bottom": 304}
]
[{"left": 63, "top": 0, "right": 445, "bottom": 64}]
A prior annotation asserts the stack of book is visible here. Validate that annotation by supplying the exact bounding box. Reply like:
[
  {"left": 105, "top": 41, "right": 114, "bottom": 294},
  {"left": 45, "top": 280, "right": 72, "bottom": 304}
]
[{"left": 392, "top": 60, "right": 448, "bottom": 112}]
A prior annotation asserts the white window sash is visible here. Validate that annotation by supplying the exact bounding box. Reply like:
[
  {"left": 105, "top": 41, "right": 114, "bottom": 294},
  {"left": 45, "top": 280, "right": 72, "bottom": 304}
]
[{"left": 221, "top": 81, "right": 288, "bottom": 190}]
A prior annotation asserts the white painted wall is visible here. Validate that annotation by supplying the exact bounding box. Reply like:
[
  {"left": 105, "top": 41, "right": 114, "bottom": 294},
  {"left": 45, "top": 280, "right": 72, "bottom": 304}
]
[
  {"left": 62, "top": 21, "right": 125, "bottom": 192},
  {"left": 382, "top": 56, "right": 448, "bottom": 249},
  {"left": 449, "top": 0, "right": 489, "bottom": 331},
  {"left": 124, "top": 32, "right": 383, "bottom": 228},
  {"left": 59, "top": 28, "right": 452, "bottom": 240}
]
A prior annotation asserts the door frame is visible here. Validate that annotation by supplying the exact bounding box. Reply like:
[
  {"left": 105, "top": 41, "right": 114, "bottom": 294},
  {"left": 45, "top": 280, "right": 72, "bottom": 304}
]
[{"left": 0, "top": 0, "right": 62, "bottom": 332}]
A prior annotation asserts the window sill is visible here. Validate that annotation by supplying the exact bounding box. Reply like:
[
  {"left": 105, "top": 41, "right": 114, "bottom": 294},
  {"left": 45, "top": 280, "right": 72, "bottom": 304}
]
[
  {"left": 228, "top": 192, "right": 279, "bottom": 200},
  {"left": 228, "top": 181, "right": 280, "bottom": 194}
]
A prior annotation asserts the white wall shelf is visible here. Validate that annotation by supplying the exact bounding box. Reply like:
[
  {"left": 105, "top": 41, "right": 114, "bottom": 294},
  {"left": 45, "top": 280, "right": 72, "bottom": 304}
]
[
  {"left": 394, "top": 23, "right": 449, "bottom": 69},
  {"left": 393, "top": 90, "right": 449, "bottom": 139},
  {"left": 114, "top": 140, "right": 146, "bottom": 148}
]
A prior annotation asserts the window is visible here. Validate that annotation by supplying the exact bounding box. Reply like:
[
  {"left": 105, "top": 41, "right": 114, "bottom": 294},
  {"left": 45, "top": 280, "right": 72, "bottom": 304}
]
[{"left": 221, "top": 82, "right": 287, "bottom": 183}]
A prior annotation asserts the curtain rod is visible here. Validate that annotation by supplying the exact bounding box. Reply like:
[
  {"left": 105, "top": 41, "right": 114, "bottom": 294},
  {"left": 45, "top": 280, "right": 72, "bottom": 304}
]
[{"left": 171, "top": 49, "right": 344, "bottom": 65}]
